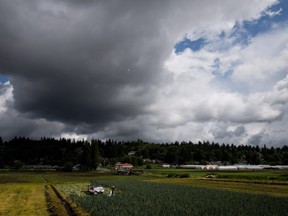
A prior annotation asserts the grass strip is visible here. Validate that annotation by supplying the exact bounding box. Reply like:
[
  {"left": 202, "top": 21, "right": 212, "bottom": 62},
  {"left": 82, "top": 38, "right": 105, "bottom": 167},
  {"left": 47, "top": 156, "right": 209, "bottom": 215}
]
[
  {"left": 45, "top": 185, "right": 68, "bottom": 216},
  {"left": 51, "top": 185, "right": 89, "bottom": 216}
]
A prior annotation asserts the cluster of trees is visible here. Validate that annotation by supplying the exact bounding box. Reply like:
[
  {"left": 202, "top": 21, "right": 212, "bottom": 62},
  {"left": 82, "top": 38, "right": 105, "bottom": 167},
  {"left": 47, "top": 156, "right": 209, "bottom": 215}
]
[
  {"left": 0, "top": 137, "right": 100, "bottom": 171},
  {"left": 103, "top": 140, "right": 288, "bottom": 166},
  {"left": 0, "top": 137, "right": 288, "bottom": 170}
]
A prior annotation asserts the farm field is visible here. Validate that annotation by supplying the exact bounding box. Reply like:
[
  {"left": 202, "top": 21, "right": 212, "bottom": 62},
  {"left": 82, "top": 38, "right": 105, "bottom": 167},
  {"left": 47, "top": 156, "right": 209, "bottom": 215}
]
[
  {"left": 60, "top": 180, "right": 288, "bottom": 216},
  {"left": 0, "top": 172, "right": 89, "bottom": 216},
  {"left": 0, "top": 183, "right": 48, "bottom": 216},
  {"left": 149, "top": 169, "right": 288, "bottom": 197},
  {"left": 0, "top": 170, "right": 288, "bottom": 215}
]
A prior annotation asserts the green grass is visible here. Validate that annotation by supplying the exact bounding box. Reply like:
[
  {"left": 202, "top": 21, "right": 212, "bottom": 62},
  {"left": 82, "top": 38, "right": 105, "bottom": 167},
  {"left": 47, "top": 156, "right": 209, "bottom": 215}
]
[
  {"left": 0, "top": 184, "right": 49, "bottom": 216},
  {"left": 215, "top": 171, "right": 288, "bottom": 181},
  {"left": 0, "top": 172, "right": 47, "bottom": 184}
]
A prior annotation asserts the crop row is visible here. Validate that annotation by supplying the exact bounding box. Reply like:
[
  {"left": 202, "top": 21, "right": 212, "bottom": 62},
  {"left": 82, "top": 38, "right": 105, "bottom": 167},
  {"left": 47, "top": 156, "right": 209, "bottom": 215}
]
[{"left": 59, "top": 180, "right": 288, "bottom": 216}]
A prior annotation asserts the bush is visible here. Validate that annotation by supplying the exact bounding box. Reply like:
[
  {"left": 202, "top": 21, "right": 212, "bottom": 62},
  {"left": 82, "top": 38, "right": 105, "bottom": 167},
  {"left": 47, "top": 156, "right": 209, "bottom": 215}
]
[
  {"left": 178, "top": 173, "right": 189, "bottom": 178},
  {"left": 146, "top": 164, "right": 152, "bottom": 169},
  {"left": 167, "top": 173, "right": 189, "bottom": 178},
  {"left": 167, "top": 173, "right": 176, "bottom": 178},
  {"left": 63, "top": 162, "right": 73, "bottom": 172}
]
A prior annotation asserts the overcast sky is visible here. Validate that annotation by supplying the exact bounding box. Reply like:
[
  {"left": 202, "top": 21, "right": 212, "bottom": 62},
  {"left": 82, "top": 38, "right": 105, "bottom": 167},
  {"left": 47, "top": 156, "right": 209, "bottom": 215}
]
[{"left": 1, "top": 0, "right": 288, "bottom": 147}]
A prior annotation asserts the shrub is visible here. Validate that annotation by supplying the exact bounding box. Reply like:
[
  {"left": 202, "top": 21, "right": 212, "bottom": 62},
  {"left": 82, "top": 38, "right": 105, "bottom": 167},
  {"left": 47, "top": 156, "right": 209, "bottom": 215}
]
[
  {"left": 146, "top": 164, "right": 152, "bottom": 169},
  {"left": 178, "top": 173, "right": 189, "bottom": 178},
  {"left": 63, "top": 162, "right": 73, "bottom": 172}
]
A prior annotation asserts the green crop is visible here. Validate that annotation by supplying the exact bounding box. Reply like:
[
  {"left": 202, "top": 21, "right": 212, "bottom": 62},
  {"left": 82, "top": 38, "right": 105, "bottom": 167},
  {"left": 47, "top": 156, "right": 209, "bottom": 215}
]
[{"left": 59, "top": 180, "right": 288, "bottom": 216}]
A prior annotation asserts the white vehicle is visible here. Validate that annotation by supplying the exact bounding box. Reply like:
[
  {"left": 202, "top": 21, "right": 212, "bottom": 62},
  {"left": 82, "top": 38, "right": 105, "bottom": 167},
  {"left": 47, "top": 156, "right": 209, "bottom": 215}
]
[{"left": 88, "top": 185, "right": 105, "bottom": 194}]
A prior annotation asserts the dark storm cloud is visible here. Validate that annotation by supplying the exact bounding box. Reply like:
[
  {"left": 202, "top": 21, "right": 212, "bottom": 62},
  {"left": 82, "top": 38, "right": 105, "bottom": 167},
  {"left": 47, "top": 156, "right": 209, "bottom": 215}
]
[
  {"left": 210, "top": 125, "right": 246, "bottom": 140},
  {"left": 0, "top": 0, "right": 173, "bottom": 130},
  {"left": 248, "top": 132, "right": 265, "bottom": 146},
  {"left": 0, "top": 83, "right": 9, "bottom": 95},
  {"left": 0, "top": 110, "right": 66, "bottom": 140},
  {"left": 1, "top": 0, "right": 285, "bottom": 147}
]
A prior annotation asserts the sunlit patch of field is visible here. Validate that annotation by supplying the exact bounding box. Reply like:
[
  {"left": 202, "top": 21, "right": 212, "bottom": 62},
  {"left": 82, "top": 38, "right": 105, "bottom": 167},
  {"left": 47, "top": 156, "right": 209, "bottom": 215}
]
[
  {"left": 148, "top": 176, "right": 288, "bottom": 197},
  {"left": 0, "top": 184, "right": 49, "bottom": 216}
]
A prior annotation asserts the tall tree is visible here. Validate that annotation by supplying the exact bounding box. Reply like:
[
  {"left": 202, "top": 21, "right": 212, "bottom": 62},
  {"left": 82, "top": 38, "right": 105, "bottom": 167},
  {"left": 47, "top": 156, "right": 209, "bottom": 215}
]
[
  {"left": 91, "top": 139, "right": 100, "bottom": 170},
  {"left": 81, "top": 142, "right": 91, "bottom": 171}
]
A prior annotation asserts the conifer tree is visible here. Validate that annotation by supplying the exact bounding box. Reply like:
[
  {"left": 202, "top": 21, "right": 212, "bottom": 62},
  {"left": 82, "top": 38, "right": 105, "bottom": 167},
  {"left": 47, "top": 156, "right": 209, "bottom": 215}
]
[{"left": 91, "top": 139, "right": 100, "bottom": 170}]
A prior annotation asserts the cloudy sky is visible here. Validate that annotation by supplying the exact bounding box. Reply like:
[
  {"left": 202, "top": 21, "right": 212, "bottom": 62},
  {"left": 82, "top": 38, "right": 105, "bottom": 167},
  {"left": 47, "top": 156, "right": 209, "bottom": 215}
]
[{"left": 1, "top": 0, "right": 288, "bottom": 147}]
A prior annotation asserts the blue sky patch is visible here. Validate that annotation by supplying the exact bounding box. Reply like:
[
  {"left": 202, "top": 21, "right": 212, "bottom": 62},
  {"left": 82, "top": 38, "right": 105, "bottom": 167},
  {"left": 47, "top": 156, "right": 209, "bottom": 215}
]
[
  {"left": 174, "top": 37, "right": 206, "bottom": 54},
  {"left": 231, "top": 0, "right": 288, "bottom": 43},
  {"left": 242, "top": 1, "right": 287, "bottom": 36},
  {"left": 0, "top": 75, "right": 9, "bottom": 84},
  {"left": 268, "top": 0, "right": 288, "bottom": 22},
  {"left": 175, "top": 0, "right": 288, "bottom": 54}
]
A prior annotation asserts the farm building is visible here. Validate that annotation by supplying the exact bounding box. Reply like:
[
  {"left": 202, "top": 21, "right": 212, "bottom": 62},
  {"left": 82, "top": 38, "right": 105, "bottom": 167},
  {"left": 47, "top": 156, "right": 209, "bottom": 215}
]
[
  {"left": 115, "top": 162, "right": 133, "bottom": 170},
  {"left": 204, "top": 164, "right": 219, "bottom": 170},
  {"left": 179, "top": 165, "right": 206, "bottom": 169},
  {"left": 218, "top": 166, "right": 238, "bottom": 171},
  {"left": 115, "top": 162, "right": 133, "bottom": 174},
  {"left": 237, "top": 165, "right": 264, "bottom": 170}
]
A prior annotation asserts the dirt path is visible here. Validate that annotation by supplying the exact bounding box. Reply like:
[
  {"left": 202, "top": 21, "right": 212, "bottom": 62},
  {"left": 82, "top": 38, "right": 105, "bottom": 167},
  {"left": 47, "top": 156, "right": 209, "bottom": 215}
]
[{"left": 45, "top": 184, "right": 88, "bottom": 216}]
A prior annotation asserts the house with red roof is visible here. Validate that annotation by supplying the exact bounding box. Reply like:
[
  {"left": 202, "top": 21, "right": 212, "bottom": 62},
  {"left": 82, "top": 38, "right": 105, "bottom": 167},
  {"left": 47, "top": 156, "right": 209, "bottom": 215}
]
[{"left": 115, "top": 162, "right": 133, "bottom": 174}]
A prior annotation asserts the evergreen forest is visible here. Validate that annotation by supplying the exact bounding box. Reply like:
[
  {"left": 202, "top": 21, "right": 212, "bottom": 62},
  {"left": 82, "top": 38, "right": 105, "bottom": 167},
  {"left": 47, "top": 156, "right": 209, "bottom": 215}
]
[{"left": 0, "top": 137, "right": 288, "bottom": 170}]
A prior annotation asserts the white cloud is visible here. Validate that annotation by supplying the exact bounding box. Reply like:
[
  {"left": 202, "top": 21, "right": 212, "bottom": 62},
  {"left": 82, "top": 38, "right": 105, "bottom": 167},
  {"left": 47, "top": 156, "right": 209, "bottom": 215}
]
[
  {"left": 0, "top": 82, "right": 13, "bottom": 113},
  {"left": 265, "top": 7, "right": 282, "bottom": 17},
  {"left": 65, "top": 0, "right": 288, "bottom": 146},
  {"left": 232, "top": 27, "right": 288, "bottom": 89},
  {"left": 57, "top": 132, "right": 88, "bottom": 141},
  {"left": 147, "top": 8, "right": 288, "bottom": 146}
]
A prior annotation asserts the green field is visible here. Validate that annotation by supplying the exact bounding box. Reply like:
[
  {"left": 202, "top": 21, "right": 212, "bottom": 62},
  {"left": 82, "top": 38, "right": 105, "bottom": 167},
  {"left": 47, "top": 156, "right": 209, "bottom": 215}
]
[
  {"left": 60, "top": 180, "right": 288, "bottom": 216},
  {"left": 0, "top": 170, "right": 288, "bottom": 215}
]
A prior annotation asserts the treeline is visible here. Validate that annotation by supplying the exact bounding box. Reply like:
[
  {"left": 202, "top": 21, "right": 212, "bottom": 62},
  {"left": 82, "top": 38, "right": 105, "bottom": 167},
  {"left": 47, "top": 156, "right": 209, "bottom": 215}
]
[
  {"left": 0, "top": 137, "right": 288, "bottom": 170},
  {"left": 0, "top": 137, "right": 100, "bottom": 171}
]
